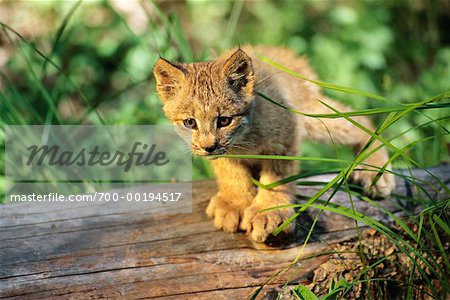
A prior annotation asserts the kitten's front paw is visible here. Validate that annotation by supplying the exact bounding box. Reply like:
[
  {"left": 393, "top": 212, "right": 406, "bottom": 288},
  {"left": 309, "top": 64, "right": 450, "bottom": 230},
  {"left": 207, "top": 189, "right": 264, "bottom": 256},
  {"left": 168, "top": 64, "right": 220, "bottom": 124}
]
[
  {"left": 206, "top": 194, "right": 250, "bottom": 233},
  {"left": 241, "top": 203, "right": 295, "bottom": 243},
  {"left": 351, "top": 166, "right": 395, "bottom": 198}
]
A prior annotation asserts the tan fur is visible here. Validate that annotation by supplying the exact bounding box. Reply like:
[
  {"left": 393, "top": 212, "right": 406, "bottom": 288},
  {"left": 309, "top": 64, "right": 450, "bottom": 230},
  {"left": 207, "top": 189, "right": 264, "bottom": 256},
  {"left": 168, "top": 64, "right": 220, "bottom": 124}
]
[{"left": 153, "top": 46, "right": 395, "bottom": 243}]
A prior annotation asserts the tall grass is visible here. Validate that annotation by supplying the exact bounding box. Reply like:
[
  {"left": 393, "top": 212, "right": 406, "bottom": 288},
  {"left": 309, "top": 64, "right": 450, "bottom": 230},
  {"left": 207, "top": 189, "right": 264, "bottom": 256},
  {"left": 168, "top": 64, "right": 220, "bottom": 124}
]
[
  {"left": 240, "top": 58, "right": 449, "bottom": 299},
  {"left": 0, "top": 1, "right": 449, "bottom": 299}
]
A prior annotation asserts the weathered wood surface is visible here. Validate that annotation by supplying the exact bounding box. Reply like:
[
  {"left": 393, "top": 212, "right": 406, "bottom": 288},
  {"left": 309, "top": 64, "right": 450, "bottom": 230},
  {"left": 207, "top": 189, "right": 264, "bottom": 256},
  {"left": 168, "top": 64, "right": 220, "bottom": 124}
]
[{"left": 0, "top": 165, "right": 448, "bottom": 299}]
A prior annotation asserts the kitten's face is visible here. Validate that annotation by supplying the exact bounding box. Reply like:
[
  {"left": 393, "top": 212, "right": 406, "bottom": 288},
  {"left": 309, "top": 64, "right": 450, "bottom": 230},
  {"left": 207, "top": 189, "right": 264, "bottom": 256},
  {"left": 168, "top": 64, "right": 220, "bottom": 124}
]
[{"left": 153, "top": 49, "right": 255, "bottom": 156}]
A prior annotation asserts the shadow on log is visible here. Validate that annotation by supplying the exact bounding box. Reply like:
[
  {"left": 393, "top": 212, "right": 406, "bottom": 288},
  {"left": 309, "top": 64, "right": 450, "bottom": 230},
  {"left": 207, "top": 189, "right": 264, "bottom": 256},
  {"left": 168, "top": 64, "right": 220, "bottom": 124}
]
[{"left": 0, "top": 165, "right": 448, "bottom": 299}]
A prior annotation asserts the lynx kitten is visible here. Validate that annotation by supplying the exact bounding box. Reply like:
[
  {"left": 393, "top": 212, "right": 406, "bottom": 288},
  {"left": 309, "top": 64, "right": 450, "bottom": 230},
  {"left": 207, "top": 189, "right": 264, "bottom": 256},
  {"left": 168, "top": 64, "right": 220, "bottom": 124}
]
[{"left": 153, "top": 46, "right": 395, "bottom": 243}]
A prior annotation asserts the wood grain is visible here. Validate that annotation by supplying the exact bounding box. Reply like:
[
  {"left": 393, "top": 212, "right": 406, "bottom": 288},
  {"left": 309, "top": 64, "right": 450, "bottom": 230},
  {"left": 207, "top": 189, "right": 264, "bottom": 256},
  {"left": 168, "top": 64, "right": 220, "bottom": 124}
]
[{"left": 1, "top": 166, "right": 448, "bottom": 299}]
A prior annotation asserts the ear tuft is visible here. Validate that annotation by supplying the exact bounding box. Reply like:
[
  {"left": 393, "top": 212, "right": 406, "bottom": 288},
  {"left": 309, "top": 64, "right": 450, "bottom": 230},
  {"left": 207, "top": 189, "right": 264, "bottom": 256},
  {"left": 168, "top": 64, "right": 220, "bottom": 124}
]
[
  {"left": 221, "top": 49, "right": 255, "bottom": 98},
  {"left": 153, "top": 58, "right": 186, "bottom": 102}
]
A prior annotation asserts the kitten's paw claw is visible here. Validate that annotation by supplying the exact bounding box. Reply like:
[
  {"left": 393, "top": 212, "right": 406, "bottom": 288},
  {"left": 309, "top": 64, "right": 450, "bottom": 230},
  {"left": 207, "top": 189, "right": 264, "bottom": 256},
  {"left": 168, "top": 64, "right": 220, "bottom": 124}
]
[
  {"left": 206, "top": 195, "right": 245, "bottom": 233},
  {"left": 351, "top": 167, "right": 395, "bottom": 198},
  {"left": 242, "top": 205, "right": 294, "bottom": 243}
]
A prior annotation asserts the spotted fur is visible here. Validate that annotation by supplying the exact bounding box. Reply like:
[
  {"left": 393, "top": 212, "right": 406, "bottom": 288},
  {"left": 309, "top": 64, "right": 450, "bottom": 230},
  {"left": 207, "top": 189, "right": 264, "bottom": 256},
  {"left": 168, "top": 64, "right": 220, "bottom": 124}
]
[{"left": 153, "top": 46, "right": 395, "bottom": 243}]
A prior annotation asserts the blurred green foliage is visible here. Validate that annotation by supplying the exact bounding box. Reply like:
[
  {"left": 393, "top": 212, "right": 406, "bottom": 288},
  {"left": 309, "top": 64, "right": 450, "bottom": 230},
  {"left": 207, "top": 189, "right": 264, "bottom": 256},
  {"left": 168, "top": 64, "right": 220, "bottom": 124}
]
[
  {"left": 0, "top": 0, "right": 449, "bottom": 194},
  {"left": 0, "top": 2, "right": 449, "bottom": 297}
]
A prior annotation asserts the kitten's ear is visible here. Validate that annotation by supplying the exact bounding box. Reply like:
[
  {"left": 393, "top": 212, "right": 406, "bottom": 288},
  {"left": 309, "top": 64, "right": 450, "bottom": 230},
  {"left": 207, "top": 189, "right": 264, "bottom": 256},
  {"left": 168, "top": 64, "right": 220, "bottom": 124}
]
[
  {"left": 221, "top": 49, "right": 255, "bottom": 98},
  {"left": 153, "top": 58, "right": 186, "bottom": 101}
]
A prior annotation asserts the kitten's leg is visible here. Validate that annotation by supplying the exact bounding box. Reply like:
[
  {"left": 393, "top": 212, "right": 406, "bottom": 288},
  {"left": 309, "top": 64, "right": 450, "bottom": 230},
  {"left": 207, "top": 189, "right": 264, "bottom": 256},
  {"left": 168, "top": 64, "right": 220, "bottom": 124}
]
[
  {"left": 207, "top": 158, "right": 256, "bottom": 233},
  {"left": 300, "top": 97, "right": 395, "bottom": 197},
  {"left": 241, "top": 159, "right": 297, "bottom": 243}
]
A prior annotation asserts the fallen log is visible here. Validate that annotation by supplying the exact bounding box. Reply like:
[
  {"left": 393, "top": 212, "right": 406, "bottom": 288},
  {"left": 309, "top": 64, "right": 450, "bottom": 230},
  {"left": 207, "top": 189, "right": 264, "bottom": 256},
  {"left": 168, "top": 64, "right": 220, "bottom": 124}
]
[{"left": 0, "top": 165, "right": 448, "bottom": 299}]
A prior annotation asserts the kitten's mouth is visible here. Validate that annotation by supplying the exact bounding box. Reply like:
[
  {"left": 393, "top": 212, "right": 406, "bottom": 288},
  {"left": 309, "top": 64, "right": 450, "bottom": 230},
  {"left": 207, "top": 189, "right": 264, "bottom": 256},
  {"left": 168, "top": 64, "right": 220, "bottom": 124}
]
[{"left": 193, "top": 149, "right": 227, "bottom": 158}]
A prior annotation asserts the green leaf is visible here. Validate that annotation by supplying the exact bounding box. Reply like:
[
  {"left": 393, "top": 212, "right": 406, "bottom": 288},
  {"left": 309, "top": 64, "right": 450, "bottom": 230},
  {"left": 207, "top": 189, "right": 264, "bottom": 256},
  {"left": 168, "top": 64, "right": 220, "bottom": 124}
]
[{"left": 293, "top": 285, "right": 320, "bottom": 300}]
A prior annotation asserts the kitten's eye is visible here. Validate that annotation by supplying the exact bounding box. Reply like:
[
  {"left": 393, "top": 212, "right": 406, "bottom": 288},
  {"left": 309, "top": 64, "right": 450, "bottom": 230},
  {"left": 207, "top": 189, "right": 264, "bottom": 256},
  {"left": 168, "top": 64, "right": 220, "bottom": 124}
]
[
  {"left": 183, "top": 118, "right": 197, "bottom": 129},
  {"left": 217, "top": 116, "right": 232, "bottom": 128}
]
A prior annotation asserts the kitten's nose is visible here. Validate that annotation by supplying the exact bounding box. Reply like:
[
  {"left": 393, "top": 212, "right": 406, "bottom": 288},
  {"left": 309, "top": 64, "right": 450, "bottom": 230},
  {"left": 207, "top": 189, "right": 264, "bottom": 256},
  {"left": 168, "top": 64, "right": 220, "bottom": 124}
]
[
  {"left": 205, "top": 145, "right": 217, "bottom": 153},
  {"left": 204, "top": 145, "right": 217, "bottom": 153}
]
